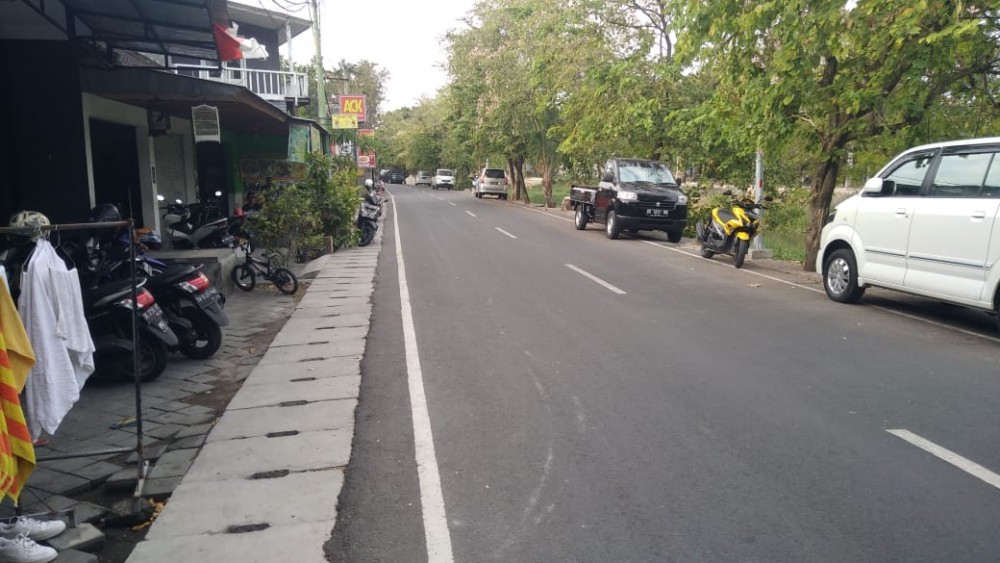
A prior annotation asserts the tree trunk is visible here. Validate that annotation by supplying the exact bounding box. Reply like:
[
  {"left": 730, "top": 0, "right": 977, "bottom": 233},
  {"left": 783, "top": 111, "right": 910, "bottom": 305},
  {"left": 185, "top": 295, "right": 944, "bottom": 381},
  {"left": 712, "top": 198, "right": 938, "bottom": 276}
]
[
  {"left": 507, "top": 158, "right": 519, "bottom": 201},
  {"left": 540, "top": 151, "right": 556, "bottom": 208},
  {"left": 515, "top": 155, "right": 529, "bottom": 204},
  {"left": 803, "top": 155, "right": 841, "bottom": 272}
]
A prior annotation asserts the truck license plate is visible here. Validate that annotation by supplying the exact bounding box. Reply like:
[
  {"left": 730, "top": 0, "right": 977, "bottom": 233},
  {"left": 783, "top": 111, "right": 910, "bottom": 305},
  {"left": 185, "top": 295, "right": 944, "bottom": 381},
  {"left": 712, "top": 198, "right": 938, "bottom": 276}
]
[{"left": 646, "top": 209, "right": 668, "bottom": 217}]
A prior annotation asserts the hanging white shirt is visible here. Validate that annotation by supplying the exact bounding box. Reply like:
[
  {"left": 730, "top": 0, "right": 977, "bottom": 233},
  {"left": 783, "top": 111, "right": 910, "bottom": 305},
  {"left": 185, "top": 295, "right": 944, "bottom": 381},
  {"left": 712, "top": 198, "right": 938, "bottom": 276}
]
[{"left": 19, "top": 239, "right": 95, "bottom": 437}]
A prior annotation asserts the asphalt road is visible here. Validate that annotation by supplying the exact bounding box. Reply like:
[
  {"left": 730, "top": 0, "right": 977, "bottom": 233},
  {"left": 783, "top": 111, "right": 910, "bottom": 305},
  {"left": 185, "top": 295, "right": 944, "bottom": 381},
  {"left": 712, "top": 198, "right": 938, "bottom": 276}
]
[{"left": 329, "top": 184, "right": 1000, "bottom": 563}]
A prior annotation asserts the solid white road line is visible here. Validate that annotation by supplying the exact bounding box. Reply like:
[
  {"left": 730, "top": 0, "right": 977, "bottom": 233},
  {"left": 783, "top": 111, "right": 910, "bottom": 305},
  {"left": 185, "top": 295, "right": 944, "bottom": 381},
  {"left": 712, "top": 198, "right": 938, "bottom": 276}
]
[
  {"left": 389, "top": 193, "right": 456, "bottom": 563},
  {"left": 465, "top": 210, "right": 477, "bottom": 218},
  {"left": 565, "top": 263, "right": 627, "bottom": 295},
  {"left": 495, "top": 227, "right": 518, "bottom": 239},
  {"left": 515, "top": 205, "right": 1000, "bottom": 344},
  {"left": 887, "top": 429, "right": 1000, "bottom": 491},
  {"left": 449, "top": 202, "right": 457, "bottom": 207}
]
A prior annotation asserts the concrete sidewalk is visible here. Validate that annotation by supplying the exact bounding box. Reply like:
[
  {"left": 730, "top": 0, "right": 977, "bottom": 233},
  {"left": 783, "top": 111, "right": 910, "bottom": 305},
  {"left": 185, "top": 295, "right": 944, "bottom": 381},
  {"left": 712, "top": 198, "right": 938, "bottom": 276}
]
[{"left": 125, "top": 242, "right": 382, "bottom": 563}]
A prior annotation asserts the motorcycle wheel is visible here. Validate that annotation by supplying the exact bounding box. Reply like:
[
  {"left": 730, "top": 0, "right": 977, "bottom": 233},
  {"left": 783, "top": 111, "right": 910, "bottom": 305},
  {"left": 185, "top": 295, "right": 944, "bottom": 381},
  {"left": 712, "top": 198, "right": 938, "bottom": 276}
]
[
  {"left": 734, "top": 238, "right": 749, "bottom": 269},
  {"left": 177, "top": 308, "right": 223, "bottom": 359},
  {"left": 232, "top": 264, "right": 256, "bottom": 291},
  {"left": 359, "top": 222, "right": 376, "bottom": 247},
  {"left": 118, "top": 336, "right": 167, "bottom": 383},
  {"left": 606, "top": 210, "right": 622, "bottom": 239},
  {"left": 272, "top": 268, "right": 299, "bottom": 295}
]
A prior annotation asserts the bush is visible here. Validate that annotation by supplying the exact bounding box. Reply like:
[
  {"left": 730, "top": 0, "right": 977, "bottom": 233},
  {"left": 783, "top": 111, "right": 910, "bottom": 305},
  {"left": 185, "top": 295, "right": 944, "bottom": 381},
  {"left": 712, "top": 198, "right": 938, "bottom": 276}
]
[{"left": 250, "top": 153, "right": 361, "bottom": 262}]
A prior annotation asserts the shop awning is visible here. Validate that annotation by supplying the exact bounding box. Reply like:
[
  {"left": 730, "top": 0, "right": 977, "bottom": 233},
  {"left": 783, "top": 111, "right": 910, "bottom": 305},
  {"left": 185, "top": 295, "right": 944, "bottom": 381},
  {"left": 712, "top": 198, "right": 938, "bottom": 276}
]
[
  {"left": 51, "top": 0, "right": 231, "bottom": 61},
  {"left": 80, "top": 66, "right": 294, "bottom": 136}
]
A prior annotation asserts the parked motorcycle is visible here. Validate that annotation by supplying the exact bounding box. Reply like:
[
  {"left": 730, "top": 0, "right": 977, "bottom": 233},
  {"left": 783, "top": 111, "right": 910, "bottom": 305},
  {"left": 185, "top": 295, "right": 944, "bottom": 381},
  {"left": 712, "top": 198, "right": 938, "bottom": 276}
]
[
  {"left": 73, "top": 206, "right": 228, "bottom": 360},
  {"left": 84, "top": 278, "right": 177, "bottom": 382},
  {"left": 357, "top": 180, "right": 382, "bottom": 247},
  {"left": 159, "top": 193, "right": 233, "bottom": 249},
  {"left": 696, "top": 190, "right": 772, "bottom": 269}
]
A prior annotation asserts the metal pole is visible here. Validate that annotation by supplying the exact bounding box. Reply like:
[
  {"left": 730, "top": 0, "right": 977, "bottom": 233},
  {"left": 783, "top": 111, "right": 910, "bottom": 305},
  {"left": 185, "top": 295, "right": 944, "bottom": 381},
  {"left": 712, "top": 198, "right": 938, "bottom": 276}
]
[
  {"left": 311, "top": 0, "right": 327, "bottom": 125},
  {"left": 752, "top": 149, "right": 765, "bottom": 251}
]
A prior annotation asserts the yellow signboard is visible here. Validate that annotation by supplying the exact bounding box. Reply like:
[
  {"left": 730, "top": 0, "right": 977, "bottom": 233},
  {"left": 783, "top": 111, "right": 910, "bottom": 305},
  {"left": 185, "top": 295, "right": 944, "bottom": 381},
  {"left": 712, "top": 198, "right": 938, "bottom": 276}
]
[{"left": 331, "top": 114, "right": 359, "bottom": 129}]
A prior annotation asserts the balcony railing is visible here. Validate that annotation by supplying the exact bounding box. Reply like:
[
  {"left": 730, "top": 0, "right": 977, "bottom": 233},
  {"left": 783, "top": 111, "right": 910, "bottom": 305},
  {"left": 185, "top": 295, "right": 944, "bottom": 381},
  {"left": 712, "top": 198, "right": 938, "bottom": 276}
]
[{"left": 169, "top": 64, "right": 309, "bottom": 103}]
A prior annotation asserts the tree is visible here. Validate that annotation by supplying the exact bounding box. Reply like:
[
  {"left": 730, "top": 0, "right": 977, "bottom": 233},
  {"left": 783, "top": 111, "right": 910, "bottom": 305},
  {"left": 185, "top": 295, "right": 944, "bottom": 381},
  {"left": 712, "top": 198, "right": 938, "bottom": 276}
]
[{"left": 673, "top": 0, "right": 1000, "bottom": 270}]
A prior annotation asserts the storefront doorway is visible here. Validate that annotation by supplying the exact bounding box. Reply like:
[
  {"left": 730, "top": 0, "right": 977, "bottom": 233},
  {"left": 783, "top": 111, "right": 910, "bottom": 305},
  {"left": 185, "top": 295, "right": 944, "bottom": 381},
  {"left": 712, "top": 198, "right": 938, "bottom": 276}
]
[
  {"left": 90, "top": 119, "right": 143, "bottom": 225},
  {"left": 196, "top": 142, "right": 229, "bottom": 217}
]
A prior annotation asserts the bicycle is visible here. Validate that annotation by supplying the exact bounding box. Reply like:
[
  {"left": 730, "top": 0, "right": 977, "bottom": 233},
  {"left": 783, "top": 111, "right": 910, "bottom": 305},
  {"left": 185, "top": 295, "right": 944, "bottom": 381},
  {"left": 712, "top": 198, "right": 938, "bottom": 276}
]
[{"left": 230, "top": 242, "right": 299, "bottom": 295}]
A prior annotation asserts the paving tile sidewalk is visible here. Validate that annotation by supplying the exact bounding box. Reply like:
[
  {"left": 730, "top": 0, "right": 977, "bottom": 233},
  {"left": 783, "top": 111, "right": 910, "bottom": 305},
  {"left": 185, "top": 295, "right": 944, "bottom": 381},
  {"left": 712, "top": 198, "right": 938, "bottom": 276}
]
[
  {"left": 0, "top": 260, "right": 303, "bottom": 561},
  {"left": 125, "top": 240, "right": 382, "bottom": 563}
]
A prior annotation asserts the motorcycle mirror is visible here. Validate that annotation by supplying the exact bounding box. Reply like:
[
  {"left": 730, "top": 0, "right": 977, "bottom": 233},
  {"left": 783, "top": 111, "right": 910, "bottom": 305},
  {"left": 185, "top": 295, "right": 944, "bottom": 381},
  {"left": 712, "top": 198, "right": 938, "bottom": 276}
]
[
  {"left": 722, "top": 189, "right": 733, "bottom": 196},
  {"left": 764, "top": 195, "right": 774, "bottom": 202}
]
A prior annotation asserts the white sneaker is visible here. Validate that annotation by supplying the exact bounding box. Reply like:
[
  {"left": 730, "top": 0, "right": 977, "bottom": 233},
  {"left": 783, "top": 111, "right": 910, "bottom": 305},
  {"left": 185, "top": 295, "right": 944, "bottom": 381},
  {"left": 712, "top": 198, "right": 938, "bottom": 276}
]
[
  {"left": 0, "top": 534, "right": 57, "bottom": 563},
  {"left": 0, "top": 518, "right": 66, "bottom": 541}
]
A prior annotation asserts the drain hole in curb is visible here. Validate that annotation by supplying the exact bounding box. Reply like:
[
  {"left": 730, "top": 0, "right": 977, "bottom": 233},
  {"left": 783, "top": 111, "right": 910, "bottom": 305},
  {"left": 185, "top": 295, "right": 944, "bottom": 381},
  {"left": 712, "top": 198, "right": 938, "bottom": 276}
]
[
  {"left": 299, "top": 357, "right": 327, "bottom": 363},
  {"left": 267, "top": 430, "right": 300, "bottom": 438},
  {"left": 321, "top": 314, "right": 342, "bottom": 318},
  {"left": 249, "top": 470, "right": 290, "bottom": 480},
  {"left": 290, "top": 377, "right": 316, "bottom": 382},
  {"left": 317, "top": 327, "right": 338, "bottom": 330},
  {"left": 227, "top": 523, "right": 270, "bottom": 534},
  {"left": 308, "top": 341, "right": 330, "bottom": 345},
  {"left": 279, "top": 400, "right": 309, "bottom": 407}
]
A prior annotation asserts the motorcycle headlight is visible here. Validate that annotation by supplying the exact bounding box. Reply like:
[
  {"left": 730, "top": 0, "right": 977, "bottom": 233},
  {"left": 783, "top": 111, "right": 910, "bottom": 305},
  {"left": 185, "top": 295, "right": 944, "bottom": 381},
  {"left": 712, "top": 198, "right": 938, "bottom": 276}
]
[
  {"left": 618, "top": 191, "right": 638, "bottom": 201},
  {"left": 677, "top": 194, "right": 688, "bottom": 206}
]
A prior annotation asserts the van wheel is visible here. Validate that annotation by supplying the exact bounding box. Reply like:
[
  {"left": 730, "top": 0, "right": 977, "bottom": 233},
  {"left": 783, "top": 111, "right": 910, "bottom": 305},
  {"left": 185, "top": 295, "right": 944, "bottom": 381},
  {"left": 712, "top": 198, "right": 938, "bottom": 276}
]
[
  {"left": 606, "top": 210, "right": 621, "bottom": 239},
  {"left": 824, "top": 248, "right": 866, "bottom": 303},
  {"left": 575, "top": 206, "right": 588, "bottom": 230},
  {"left": 667, "top": 230, "right": 683, "bottom": 243}
]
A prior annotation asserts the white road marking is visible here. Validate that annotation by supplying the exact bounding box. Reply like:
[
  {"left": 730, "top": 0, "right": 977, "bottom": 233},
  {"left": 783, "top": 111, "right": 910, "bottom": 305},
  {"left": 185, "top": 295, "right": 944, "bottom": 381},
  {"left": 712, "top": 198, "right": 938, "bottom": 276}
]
[
  {"left": 565, "top": 264, "right": 627, "bottom": 295},
  {"left": 887, "top": 429, "right": 1000, "bottom": 491},
  {"left": 389, "top": 193, "right": 456, "bottom": 563},
  {"left": 437, "top": 197, "right": 444, "bottom": 201},
  {"left": 516, "top": 205, "right": 1000, "bottom": 344},
  {"left": 449, "top": 202, "right": 456, "bottom": 207},
  {"left": 495, "top": 227, "right": 518, "bottom": 239},
  {"left": 465, "top": 210, "right": 477, "bottom": 218}
]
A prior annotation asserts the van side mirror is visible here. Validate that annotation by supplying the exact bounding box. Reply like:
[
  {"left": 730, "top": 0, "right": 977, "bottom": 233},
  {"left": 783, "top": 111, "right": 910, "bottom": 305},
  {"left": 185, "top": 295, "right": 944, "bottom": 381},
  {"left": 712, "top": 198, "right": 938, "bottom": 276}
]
[
  {"left": 601, "top": 172, "right": 614, "bottom": 183},
  {"left": 862, "top": 177, "right": 894, "bottom": 197}
]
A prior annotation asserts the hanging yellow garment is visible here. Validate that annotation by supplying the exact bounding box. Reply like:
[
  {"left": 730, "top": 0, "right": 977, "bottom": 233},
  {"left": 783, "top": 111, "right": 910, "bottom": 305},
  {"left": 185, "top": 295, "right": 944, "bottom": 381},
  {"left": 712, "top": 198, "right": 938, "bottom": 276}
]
[
  {"left": 0, "top": 280, "right": 33, "bottom": 391},
  {"left": 0, "top": 333, "right": 34, "bottom": 503}
]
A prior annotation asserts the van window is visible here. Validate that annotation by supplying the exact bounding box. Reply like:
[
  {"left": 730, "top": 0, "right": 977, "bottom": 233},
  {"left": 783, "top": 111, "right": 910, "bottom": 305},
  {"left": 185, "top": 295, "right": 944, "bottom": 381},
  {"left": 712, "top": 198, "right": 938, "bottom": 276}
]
[
  {"left": 483, "top": 169, "right": 505, "bottom": 179},
  {"left": 437, "top": 169, "right": 453, "bottom": 176},
  {"left": 884, "top": 154, "right": 934, "bottom": 196},
  {"left": 930, "top": 152, "right": 994, "bottom": 197}
]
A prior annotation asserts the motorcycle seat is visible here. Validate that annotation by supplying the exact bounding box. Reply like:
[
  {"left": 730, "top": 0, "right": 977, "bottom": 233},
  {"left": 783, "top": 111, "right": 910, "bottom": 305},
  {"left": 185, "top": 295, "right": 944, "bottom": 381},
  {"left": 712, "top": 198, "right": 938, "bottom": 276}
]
[
  {"left": 146, "top": 264, "right": 199, "bottom": 290},
  {"left": 715, "top": 209, "right": 737, "bottom": 224},
  {"left": 85, "top": 279, "right": 140, "bottom": 307}
]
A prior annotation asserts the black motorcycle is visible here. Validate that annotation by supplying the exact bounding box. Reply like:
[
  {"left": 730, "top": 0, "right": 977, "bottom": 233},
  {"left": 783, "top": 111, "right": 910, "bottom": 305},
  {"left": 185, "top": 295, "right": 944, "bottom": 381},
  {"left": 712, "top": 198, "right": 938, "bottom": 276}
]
[{"left": 84, "top": 279, "right": 178, "bottom": 382}]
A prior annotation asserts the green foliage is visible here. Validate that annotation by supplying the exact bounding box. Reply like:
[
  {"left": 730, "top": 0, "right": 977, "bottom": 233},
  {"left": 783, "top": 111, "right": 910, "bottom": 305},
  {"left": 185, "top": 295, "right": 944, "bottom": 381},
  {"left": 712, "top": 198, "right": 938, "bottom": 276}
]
[{"left": 251, "top": 154, "right": 360, "bottom": 261}]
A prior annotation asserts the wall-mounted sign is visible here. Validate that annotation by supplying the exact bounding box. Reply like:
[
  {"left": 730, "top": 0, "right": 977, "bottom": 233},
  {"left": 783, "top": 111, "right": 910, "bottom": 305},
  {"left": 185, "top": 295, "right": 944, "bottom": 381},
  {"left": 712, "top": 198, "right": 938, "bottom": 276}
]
[
  {"left": 339, "top": 95, "right": 367, "bottom": 123},
  {"left": 191, "top": 104, "right": 220, "bottom": 143},
  {"left": 331, "top": 115, "right": 359, "bottom": 129},
  {"left": 358, "top": 128, "right": 374, "bottom": 137},
  {"left": 357, "top": 149, "right": 376, "bottom": 169}
]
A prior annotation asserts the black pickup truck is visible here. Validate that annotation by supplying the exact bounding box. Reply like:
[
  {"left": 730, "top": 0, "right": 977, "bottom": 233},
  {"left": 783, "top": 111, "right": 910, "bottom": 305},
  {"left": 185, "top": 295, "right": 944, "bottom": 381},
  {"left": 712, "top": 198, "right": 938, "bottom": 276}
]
[{"left": 570, "top": 158, "right": 688, "bottom": 242}]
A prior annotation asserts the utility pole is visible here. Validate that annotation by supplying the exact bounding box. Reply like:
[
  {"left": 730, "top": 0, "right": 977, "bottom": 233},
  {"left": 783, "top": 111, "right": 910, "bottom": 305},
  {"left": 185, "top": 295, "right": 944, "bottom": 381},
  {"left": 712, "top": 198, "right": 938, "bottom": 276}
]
[
  {"left": 310, "top": 0, "right": 327, "bottom": 125},
  {"left": 752, "top": 149, "right": 765, "bottom": 252}
]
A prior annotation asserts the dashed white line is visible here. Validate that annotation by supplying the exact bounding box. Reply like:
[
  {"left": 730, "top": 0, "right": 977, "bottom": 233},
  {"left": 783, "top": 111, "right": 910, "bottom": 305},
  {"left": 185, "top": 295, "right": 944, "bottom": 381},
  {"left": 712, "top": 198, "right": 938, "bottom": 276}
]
[
  {"left": 465, "top": 210, "right": 477, "bottom": 218},
  {"left": 495, "top": 227, "right": 517, "bottom": 239},
  {"left": 516, "top": 205, "right": 1000, "bottom": 344},
  {"left": 449, "top": 202, "right": 456, "bottom": 207},
  {"left": 565, "top": 264, "right": 627, "bottom": 295},
  {"left": 389, "top": 193, "right": 456, "bottom": 563},
  {"left": 887, "top": 429, "right": 1000, "bottom": 491}
]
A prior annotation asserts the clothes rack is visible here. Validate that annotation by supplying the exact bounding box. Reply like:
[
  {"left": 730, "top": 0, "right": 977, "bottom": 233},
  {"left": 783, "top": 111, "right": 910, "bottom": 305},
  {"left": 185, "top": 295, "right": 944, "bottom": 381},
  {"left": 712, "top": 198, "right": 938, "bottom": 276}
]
[{"left": 0, "top": 219, "right": 149, "bottom": 507}]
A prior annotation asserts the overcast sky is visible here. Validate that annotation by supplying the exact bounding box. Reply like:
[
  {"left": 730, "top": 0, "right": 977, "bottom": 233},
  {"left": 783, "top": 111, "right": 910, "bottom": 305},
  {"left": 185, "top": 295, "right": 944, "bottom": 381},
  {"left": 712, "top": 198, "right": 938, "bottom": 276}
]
[{"left": 232, "top": 0, "right": 476, "bottom": 111}]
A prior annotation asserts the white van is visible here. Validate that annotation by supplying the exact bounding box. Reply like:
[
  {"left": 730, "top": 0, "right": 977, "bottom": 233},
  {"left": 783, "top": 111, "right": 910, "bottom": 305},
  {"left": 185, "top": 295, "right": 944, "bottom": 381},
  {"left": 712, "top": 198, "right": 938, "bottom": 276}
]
[{"left": 818, "top": 137, "right": 1000, "bottom": 325}]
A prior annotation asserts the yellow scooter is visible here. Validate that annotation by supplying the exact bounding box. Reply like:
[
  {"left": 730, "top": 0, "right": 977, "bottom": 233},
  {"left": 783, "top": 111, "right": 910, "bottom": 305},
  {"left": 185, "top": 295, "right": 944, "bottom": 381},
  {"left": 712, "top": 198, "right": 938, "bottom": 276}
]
[{"left": 695, "top": 190, "right": 771, "bottom": 269}]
